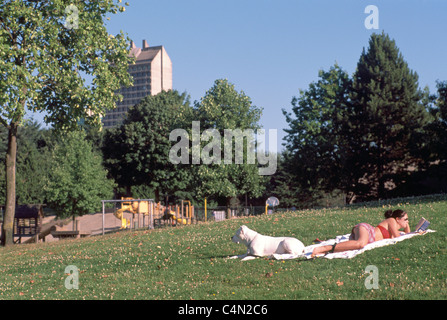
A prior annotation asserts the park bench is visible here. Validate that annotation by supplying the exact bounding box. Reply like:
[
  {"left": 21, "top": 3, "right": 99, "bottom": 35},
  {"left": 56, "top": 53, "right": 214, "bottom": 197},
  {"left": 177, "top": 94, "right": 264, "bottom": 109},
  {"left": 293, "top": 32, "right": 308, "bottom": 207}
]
[{"left": 50, "top": 226, "right": 91, "bottom": 239}]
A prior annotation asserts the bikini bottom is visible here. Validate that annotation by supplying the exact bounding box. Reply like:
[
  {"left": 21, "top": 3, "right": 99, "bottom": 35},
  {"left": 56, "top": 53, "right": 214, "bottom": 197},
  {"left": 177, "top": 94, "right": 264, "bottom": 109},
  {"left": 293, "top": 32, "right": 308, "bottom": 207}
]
[{"left": 349, "top": 223, "right": 375, "bottom": 244}]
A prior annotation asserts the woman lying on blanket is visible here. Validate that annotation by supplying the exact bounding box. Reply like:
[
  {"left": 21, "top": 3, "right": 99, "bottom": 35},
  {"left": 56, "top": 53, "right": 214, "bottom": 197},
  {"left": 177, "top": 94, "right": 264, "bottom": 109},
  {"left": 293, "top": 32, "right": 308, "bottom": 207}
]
[{"left": 312, "top": 209, "right": 411, "bottom": 257}]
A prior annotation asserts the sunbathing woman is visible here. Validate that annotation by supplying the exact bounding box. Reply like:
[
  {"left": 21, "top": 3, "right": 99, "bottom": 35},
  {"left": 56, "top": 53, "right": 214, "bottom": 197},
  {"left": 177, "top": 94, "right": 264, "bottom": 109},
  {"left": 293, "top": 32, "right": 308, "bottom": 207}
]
[{"left": 312, "top": 209, "right": 411, "bottom": 257}]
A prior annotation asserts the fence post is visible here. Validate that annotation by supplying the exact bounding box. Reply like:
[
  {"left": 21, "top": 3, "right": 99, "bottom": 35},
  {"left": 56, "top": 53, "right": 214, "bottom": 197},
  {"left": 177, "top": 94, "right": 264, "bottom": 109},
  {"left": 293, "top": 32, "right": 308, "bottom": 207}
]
[
  {"left": 204, "top": 198, "right": 207, "bottom": 222},
  {"left": 102, "top": 201, "right": 105, "bottom": 236}
]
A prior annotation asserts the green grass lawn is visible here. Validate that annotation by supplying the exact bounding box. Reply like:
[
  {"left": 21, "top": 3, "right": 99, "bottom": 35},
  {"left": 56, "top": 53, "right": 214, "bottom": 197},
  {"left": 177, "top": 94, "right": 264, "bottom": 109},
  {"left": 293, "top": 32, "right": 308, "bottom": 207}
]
[{"left": 1, "top": 194, "right": 446, "bottom": 300}]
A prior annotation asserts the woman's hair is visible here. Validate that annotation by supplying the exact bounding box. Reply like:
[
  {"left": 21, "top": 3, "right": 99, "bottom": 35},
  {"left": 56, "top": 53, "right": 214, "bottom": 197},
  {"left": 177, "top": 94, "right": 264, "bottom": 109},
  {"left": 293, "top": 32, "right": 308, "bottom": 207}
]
[{"left": 384, "top": 209, "right": 407, "bottom": 219}]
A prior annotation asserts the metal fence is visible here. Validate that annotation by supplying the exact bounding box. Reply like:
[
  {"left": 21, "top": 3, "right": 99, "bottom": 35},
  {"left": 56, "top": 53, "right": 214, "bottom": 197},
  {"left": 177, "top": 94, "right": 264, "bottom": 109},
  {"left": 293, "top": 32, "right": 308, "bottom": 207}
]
[
  {"left": 194, "top": 206, "right": 268, "bottom": 222},
  {"left": 100, "top": 198, "right": 277, "bottom": 235}
]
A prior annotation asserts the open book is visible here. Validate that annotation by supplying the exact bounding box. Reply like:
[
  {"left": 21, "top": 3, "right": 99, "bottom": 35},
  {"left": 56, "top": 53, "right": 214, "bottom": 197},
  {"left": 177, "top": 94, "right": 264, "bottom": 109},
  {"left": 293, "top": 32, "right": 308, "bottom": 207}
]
[{"left": 414, "top": 217, "right": 430, "bottom": 232}]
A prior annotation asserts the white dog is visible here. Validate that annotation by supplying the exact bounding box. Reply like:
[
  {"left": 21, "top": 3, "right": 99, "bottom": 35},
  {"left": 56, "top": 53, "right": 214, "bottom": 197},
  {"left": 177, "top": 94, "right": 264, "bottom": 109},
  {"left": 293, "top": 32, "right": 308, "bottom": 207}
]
[{"left": 229, "top": 225, "right": 305, "bottom": 261}]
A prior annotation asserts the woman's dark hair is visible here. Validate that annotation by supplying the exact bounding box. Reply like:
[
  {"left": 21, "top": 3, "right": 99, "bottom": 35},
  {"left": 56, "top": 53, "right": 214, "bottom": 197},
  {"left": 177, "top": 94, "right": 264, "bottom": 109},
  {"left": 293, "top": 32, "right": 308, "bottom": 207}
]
[{"left": 384, "top": 209, "right": 407, "bottom": 219}]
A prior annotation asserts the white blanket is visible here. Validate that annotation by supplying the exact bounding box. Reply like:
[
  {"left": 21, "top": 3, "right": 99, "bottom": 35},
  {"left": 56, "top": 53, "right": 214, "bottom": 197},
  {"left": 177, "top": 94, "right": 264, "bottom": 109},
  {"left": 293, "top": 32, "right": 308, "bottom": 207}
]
[{"left": 271, "top": 229, "right": 435, "bottom": 260}]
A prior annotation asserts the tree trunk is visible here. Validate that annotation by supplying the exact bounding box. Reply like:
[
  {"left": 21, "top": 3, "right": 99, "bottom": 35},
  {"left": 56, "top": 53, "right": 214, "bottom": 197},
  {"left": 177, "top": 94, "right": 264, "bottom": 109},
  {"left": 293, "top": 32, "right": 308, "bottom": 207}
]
[
  {"left": 1, "top": 122, "right": 18, "bottom": 246},
  {"left": 155, "top": 188, "right": 160, "bottom": 204}
]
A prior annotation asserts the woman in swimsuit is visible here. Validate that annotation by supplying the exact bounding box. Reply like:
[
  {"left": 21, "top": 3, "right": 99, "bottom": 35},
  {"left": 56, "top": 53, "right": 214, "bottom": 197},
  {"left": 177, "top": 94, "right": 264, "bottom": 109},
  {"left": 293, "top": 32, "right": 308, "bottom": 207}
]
[{"left": 312, "top": 209, "right": 411, "bottom": 256}]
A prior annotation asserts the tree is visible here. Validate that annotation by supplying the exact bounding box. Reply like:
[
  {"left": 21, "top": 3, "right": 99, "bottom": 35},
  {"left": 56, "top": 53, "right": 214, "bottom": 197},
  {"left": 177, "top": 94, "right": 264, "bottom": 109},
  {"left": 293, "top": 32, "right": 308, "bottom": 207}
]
[
  {"left": 0, "top": 120, "right": 54, "bottom": 205},
  {"left": 267, "top": 151, "right": 307, "bottom": 208},
  {"left": 282, "top": 64, "right": 352, "bottom": 203},
  {"left": 45, "top": 131, "right": 115, "bottom": 219},
  {"left": 103, "top": 90, "right": 193, "bottom": 203},
  {"left": 405, "top": 81, "right": 447, "bottom": 195},
  {"left": 193, "top": 79, "right": 265, "bottom": 206},
  {"left": 431, "top": 81, "right": 447, "bottom": 160},
  {"left": 348, "top": 32, "right": 430, "bottom": 199},
  {"left": 0, "top": 0, "right": 132, "bottom": 245},
  {"left": 15, "top": 121, "right": 52, "bottom": 205}
]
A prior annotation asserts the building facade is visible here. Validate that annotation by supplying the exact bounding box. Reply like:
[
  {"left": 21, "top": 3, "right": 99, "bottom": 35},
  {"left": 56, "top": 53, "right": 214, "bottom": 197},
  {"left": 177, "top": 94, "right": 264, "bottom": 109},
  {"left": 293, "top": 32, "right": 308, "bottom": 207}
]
[{"left": 102, "top": 39, "right": 172, "bottom": 128}]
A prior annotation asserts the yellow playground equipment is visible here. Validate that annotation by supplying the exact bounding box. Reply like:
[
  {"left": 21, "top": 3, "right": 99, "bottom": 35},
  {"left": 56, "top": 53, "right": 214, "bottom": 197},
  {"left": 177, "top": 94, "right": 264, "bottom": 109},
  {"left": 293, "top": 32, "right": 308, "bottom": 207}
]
[
  {"left": 160, "top": 200, "right": 194, "bottom": 225},
  {"left": 114, "top": 197, "right": 150, "bottom": 229},
  {"left": 165, "top": 209, "right": 189, "bottom": 225},
  {"left": 114, "top": 198, "right": 194, "bottom": 228}
]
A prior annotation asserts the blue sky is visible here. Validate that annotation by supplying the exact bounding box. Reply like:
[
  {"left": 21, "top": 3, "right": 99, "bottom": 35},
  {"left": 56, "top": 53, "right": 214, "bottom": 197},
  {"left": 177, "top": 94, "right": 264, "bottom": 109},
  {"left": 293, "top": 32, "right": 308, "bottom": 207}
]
[{"left": 30, "top": 0, "right": 447, "bottom": 150}]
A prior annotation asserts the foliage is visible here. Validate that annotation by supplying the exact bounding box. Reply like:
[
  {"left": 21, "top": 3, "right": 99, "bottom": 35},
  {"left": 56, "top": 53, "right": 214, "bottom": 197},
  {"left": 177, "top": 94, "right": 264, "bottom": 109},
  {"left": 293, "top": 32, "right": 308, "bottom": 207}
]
[
  {"left": 45, "top": 131, "right": 115, "bottom": 219},
  {"left": 0, "top": 0, "right": 133, "bottom": 130},
  {"left": 102, "top": 90, "right": 194, "bottom": 202},
  {"left": 193, "top": 79, "right": 266, "bottom": 205},
  {"left": 348, "top": 32, "right": 430, "bottom": 199},
  {"left": 282, "top": 64, "right": 352, "bottom": 203},
  {"left": 424, "top": 81, "right": 447, "bottom": 162},
  {"left": 103, "top": 80, "right": 267, "bottom": 207},
  {"left": 0, "top": 120, "right": 53, "bottom": 205},
  {"left": 281, "top": 32, "right": 436, "bottom": 204},
  {"left": 0, "top": 0, "right": 132, "bottom": 245}
]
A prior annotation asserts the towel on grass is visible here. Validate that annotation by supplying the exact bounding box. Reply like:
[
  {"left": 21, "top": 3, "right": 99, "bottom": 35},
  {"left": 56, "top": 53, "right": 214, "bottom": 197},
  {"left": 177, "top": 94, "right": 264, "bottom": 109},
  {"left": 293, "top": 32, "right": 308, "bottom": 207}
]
[{"left": 271, "top": 229, "right": 436, "bottom": 260}]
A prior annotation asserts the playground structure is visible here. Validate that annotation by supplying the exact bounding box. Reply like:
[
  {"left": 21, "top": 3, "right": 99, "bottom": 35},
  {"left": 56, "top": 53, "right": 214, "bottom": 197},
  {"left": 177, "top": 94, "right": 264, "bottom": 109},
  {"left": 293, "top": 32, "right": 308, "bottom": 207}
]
[
  {"left": 113, "top": 197, "right": 151, "bottom": 229},
  {"left": 160, "top": 200, "right": 194, "bottom": 226},
  {"left": 104, "top": 198, "right": 195, "bottom": 235}
]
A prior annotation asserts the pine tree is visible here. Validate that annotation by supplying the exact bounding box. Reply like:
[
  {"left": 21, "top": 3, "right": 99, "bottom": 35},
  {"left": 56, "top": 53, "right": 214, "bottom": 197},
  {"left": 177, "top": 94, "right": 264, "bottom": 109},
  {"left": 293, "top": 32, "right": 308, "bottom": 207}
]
[{"left": 348, "top": 32, "right": 430, "bottom": 199}]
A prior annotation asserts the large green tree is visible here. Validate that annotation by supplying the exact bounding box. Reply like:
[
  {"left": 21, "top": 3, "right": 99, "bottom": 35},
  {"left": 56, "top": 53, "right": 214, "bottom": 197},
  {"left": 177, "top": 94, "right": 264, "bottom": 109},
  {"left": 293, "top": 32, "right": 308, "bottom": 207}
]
[
  {"left": 0, "top": 0, "right": 132, "bottom": 245},
  {"left": 281, "top": 33, "right": 432, "bottom": 204},
  {"left": 407, "top": 81, "right": 447, "bottom": 195},
  {"left": 348, "top": 32, "right": 430, "bottom": 199},
  {"left": 14, "top": 121, "right": 52, "bottom": 205},
  {"left": 282, "top": 64, "right": 352, "bottom": 203},
  {"left": 429, "top": 81, "right": 447, "bottom": 161},
  {"left": 0, "top": 120, "right": 53, "bottom": 205},
  {"left": 103, "top": 90, "right": 193, "bottom": 203},
  {"left": 193, "top": 79, "right": 266, "bottom": 206},
  {"left": 45, "top": 131, "right": 115, "bottom": 219}
]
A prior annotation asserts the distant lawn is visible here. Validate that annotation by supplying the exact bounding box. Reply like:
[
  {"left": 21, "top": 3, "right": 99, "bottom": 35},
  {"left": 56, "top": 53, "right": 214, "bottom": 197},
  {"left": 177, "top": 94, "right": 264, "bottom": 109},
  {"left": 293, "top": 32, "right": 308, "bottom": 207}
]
[{"left": 0, "top": 194, "right": 446, "bottom": 300}]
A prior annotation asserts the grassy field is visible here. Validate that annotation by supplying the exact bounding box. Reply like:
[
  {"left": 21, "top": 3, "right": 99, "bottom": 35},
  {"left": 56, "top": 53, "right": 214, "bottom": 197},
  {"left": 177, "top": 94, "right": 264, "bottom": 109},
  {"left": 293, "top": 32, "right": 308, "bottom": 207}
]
[{"left": 0, "top": 194, "right": 446, "bottom": 300}]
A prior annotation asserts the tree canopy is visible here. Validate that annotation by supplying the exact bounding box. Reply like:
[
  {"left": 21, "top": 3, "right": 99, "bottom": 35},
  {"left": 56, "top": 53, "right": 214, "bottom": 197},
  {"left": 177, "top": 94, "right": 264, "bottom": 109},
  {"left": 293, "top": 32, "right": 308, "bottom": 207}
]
[
  {"left": 281, "top": 32, "right": 436, "bottom": 205},
  {"left": 103, "top": 90, "right": 193, "bottom": 202},
  {"left": 348, "top": 32, "right": 430, "bottom": 199},
  {"left": 45, "top": 130, "right": 115, "bottom": 219},
  {"left": 193, "top": 79, "right": 265, "bottom": 205},
  {"left": 0, "top": 0, "right": 132, "bottom": 245}
]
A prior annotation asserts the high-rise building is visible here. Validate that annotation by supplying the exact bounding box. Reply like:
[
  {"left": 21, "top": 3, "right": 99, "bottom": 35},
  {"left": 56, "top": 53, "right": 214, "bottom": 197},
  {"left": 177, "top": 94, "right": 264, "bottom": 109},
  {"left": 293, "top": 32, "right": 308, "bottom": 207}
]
[{"left": 102, "top": 39, "right": 172, "bottom": 128}]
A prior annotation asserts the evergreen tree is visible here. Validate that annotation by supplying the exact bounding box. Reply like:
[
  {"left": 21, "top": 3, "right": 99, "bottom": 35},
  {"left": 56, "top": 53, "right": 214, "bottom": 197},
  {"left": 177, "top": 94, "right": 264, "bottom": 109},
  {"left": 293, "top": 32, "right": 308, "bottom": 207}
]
[
  {"left": 410, "top": 81, "right": 447, "bottom": 194},
  {"left": 348, "top": 32, "right": 430, "bottom": 199},
  {"left": 431, "top": 81, "right": 447, "bottom": 160}
]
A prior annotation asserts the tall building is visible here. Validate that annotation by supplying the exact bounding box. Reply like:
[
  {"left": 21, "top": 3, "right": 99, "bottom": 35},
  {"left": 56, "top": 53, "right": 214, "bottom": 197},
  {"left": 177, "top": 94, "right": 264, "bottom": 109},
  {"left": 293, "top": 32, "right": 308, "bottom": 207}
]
[{"left": 102, "top": 39, "right": 172, "bottom": 128}]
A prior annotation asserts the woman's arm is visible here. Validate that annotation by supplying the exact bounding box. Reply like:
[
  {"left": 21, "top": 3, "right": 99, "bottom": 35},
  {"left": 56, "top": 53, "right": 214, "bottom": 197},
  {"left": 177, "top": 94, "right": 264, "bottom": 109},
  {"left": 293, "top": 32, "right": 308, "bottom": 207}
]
[
  {"left": 403, "top": 222, "right": 411, "bottom": 234},
  {"left": 388, "top": 218, "right": 404, "bottom": 238}
]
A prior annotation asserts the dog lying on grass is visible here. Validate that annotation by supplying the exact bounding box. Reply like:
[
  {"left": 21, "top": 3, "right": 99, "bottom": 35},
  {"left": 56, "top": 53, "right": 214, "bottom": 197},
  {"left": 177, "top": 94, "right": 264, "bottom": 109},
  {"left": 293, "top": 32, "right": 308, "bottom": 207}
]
[{"left": 229, "top": 225, "right": 305, "bottom": 261}]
